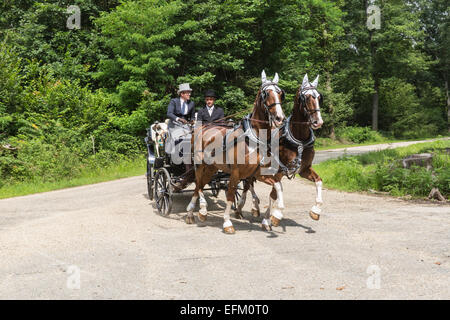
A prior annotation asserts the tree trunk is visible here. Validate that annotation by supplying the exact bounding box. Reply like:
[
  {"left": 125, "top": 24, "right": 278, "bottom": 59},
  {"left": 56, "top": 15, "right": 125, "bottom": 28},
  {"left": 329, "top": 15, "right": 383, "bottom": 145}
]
[
  {"left": 372, "top": 78, "right": 379, "bottom": 131},
  {"left": 446, "top": 78, "right": 449, "bottom": 133},
  {"left": 326, "top": 72, "right": 335, "bottom": 139},
  {"left": 367, "top": 0, "right": 379, "bottom": 132}
]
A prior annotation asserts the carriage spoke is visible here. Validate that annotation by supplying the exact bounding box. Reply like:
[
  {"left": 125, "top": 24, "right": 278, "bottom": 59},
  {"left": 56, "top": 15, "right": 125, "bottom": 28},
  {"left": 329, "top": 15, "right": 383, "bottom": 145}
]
[{"left": 163, "top": 197, "right": 169, "bottom": 214}]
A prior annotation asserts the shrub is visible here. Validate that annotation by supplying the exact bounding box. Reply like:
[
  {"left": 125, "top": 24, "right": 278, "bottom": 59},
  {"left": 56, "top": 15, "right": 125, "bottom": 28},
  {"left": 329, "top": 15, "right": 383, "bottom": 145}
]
[{"left": 335, "top": 126, "right": 385, "bottom": 144}]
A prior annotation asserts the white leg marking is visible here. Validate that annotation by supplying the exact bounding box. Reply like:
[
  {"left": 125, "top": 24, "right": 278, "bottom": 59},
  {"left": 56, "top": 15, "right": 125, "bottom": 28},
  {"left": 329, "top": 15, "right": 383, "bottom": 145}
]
[
  {"left": 273, "top": 182, "right": 284, "bottom": 209},
  {"left": 186, "top": 195, "right": 198, "bottom": 212},
  {"left": 223, "top": 201, "right": 234, "bottom": 228},
  {"left": 272, "top": 208, "right": 283, "bottom": 220},
  {"left": 315, "top": 180, "right": 323, "bottom": 204},
  {"left": 249, "top": 185, "right": 260, "bottom": 212},
  {"left": 199, "top": 191, "right": 207, "bottom": 216},
  {"left": 311, "top": 180, "right": 323, "bottom": 215}
]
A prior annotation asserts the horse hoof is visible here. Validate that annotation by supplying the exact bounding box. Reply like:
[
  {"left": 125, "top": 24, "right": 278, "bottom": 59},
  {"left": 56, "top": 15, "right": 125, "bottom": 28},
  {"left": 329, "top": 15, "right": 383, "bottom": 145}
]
[
  {"left": 309, "top": 211, "right": 320, "bottom": 221},
  {"left": 199, "top": 205, "right": 207, "bottom": 215},
  {"left": 223, "top": 226, "right": 235, "bottom": 234},
  {"left": 185, "top": 215, "right": 195, "bottom": 224},
  {"left": 251, "top": 209, "right": 260, "bottom": 217},
  {"left": 198, "top": 213, "right": 207, "bottom": 222},
  {"left": 261, "top": 223, "right": 272, "bottom": 232},
  {"left": 234, "top": 211, "right": 244, "bottom": 219},
  {"left": 270, "top": 215, "right": 281, "bottom": 227}
]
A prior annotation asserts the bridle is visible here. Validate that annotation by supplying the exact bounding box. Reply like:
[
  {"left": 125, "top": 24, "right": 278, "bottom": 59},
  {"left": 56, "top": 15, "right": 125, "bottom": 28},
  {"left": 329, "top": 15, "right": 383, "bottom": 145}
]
[
  {"left": 299, "top": 86, "right": 322, "bottom": 124},
  {"left": 258, "top": 82, "right": 285, "bottom": 127}
]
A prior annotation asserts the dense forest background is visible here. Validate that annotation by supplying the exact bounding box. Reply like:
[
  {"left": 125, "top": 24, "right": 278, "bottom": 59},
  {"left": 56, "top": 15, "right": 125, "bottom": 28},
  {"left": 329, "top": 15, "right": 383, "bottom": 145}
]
[{"left": 0, "top": 0, "right": 448, "bottom": 186}]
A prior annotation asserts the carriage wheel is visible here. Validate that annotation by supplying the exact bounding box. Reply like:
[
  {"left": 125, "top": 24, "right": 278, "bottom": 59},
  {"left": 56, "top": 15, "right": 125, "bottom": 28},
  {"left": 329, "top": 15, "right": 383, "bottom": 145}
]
[
  {"left": 146, "top": 159, "right": 154, "bottom": 200},
  {"left": 154, "top": 168, "right": 173, "bottom": 216}
]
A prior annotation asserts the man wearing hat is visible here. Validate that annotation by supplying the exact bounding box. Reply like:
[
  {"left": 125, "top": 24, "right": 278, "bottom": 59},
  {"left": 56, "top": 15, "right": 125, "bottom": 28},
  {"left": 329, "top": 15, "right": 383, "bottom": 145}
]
[
  {"left": 165, "top": 83, "right": 196, "bottom": 191},
  {"left": 167, "top": 83, "right": 196, "bottom": 124},
  {"left": 196, "top": 89, "right": 225, "bottom": 124}
]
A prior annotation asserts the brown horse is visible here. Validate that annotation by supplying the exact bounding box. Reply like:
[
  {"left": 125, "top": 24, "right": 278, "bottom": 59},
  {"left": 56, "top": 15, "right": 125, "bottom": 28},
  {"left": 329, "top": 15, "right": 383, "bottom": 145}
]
[
  {"left": 236, "top": 74, "right": 324, "bottom": 230},
  {"left": 185, "top": 71, "right": 286, "bottom": 234}
]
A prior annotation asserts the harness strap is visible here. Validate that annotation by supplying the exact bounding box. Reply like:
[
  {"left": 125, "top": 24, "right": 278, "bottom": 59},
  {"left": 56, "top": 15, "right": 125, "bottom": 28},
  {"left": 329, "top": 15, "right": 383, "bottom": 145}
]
[{"left": 274, "top": 116, "right": 315, "bottom": 178}]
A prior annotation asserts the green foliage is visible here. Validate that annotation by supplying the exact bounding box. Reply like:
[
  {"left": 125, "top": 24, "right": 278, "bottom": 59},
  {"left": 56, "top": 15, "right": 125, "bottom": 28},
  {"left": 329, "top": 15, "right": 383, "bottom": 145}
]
[
  {"left": 335, "top": 126, "right": 385, "bottom": 144},
  {"left": 0, "top": 0, "right": 448, "bottom": 193}
]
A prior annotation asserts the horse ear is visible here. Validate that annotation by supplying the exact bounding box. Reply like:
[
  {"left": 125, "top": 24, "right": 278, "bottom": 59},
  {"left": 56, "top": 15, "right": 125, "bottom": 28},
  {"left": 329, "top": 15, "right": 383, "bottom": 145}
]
[
  {"left": 261, "top": 70, "right": 267, "bottom": 83},
  {"left": 273, "top": 73, "right": 279, "bottom": 84},
  {"left": 311, "top": 75, "right": 319, "bottom": 87},
  {"left": 302, "top": 74, "right": 309, "bottom": 88}
]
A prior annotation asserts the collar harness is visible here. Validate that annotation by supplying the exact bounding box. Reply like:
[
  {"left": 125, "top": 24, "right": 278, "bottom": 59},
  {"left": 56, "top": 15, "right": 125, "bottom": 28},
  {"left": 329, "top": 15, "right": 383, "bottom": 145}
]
[{"left": 272, "top": 115, "right": 315, "bottom": 179}]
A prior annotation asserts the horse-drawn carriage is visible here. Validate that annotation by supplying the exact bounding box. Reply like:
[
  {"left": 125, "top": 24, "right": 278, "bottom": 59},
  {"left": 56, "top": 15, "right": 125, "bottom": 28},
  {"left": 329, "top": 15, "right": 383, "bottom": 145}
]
[
  {"left": 144, "top": 71, "right": 324, "bottom": 233},
  {"left": 145, "top": 120, "right": 242, "bottom": 216}
]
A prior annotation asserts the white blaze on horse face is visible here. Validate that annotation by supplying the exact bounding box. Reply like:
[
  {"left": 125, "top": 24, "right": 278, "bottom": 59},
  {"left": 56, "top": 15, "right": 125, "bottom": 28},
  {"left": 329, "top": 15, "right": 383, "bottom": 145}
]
[
  {"left": 303, "top": 87, "right": 323, "bottom": 129},
  {"left": 313, "top": 95, "right": 324, "bottom": 128},
  {"left": 266, "top": 84, "right": 285, "bottom": 126}
]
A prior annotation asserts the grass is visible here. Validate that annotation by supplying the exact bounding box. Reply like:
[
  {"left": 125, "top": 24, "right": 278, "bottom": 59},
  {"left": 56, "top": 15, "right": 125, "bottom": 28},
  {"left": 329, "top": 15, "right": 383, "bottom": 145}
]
[
  {"left": 0, "top": 156, "right": 146, "bottom": 199},
  {"left": 314, "top": 135, "right": 448, "bottom": 151},
  {"left": 314, "top": 140, "right": 450, "bottom": 199}
]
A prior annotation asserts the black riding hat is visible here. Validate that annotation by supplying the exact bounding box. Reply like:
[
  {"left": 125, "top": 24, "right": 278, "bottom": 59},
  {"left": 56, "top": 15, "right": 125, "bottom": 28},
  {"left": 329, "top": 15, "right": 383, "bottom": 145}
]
[{"left": 204, "top": 89, "right": 218, "bottom": 98}]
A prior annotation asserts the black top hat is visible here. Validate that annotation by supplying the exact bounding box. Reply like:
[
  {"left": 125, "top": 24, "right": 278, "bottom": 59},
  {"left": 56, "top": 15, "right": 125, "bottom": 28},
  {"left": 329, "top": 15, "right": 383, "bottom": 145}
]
[{"left": 204, "top": 89, "right": 218, "bottom": 98}]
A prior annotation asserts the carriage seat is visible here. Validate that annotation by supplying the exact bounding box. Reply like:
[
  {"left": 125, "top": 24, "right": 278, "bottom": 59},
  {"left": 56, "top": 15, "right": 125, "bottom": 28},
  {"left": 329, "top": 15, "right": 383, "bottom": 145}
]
[{"left": 151, "top": 120, "right": 169, "bottom": 146}]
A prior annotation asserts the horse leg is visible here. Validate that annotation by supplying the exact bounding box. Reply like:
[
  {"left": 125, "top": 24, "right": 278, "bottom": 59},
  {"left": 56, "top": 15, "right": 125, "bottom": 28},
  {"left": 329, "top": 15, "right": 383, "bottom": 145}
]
[
  {"left": 186, "top": 165, "right": 204, "bottom": 224},
  {"left": 269, "top": 182, "right": 284, "bottom": 227},
  {"left": 223, "top": 168, "right": 240, "bottom": 234},
  {"left": 261, "top": 195, "right": 274, "bottom": 231},
  {"left": 234, "top": 179, "right": 250, "bottom": 219},
  {"left": 248, "top": 181, "right": 261, "bottom": 217},
  {"left": 197, "top": 166, "right": 217, "bottom": 222},
  {"left": 300, "top": 165, "right": 323, "bottom": 221}
]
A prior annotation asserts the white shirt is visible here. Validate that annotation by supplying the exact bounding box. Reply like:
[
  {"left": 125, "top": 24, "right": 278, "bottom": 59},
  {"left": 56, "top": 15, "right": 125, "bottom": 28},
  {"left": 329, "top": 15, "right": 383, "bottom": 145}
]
[
  {"left": 176, "top": 98, "right": 188, "bottom": 122},
  {"left": 206, "top": 105, "right": 214, "bottom": 117},
  {"left": 180, "top": 98, "right": 188, "bottom": 115}
]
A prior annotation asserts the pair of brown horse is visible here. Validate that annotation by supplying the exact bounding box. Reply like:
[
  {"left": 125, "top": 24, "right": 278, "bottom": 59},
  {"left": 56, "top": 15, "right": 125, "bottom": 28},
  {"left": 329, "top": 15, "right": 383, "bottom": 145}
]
[{"left": 186, "top": 71, "right": 324, "bottom": 234}]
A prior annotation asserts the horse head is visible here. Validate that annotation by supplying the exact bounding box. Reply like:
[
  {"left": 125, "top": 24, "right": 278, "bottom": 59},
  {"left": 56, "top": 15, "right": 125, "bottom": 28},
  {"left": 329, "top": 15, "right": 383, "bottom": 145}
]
[
  {"left": 256, "top": 70, "right": 286, "bottom": 128},
  {"left": 298, "top": 74, "right": 324, "bottom": 130}
]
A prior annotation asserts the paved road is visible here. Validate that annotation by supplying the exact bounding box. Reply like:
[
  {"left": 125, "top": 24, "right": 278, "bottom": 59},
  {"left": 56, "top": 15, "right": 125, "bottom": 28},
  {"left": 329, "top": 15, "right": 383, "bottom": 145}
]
[
  {"left": 0, "top": 140, "right": 448, "bottom": 299},
  {"left": 313, "top": 138, "right": 450, "bottom": 164}
]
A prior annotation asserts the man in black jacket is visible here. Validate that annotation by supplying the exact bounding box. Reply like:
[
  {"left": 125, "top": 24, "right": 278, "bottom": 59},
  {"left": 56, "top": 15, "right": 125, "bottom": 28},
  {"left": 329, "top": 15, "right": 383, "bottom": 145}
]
[
  {"left": 196, "top": 89, "right": 224, "bottom": 124},
  {"left": 167, "top": 83, "right": 196, "bottom": 124},
  {"left": 165, "top": 83, "right": 196, "bottom": 191}
]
